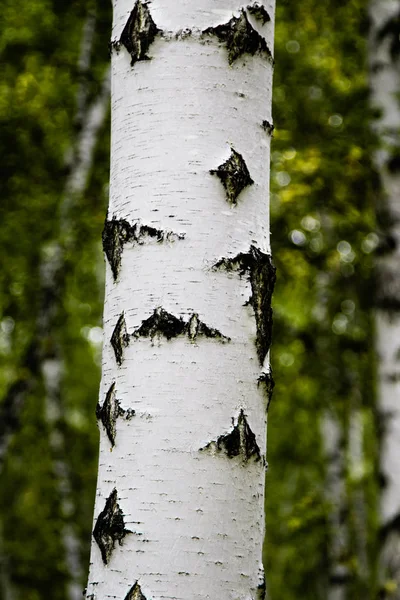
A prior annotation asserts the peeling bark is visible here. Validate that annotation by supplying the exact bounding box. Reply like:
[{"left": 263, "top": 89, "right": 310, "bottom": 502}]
[
  {"left": 93, "top": 489, "right": 131, "bottom": 565},
  {"left": 210, "top": 148, "right": 254, "bottom": 204},
  {"left": 119, "top": 1, "right": 160, "bottom": 66},
  {"left": 200, "top": 409, "right": 261, "bottom": 464},
  {"left": 96, "top": 382, "right": 135, "bottom": 447},
  {"left": 102, "top": 217, "right": 185, "bottom": 282},
  {"left": 124, "top": 581, "right": 147, "bottom": 600},
  {"left": 203, "top": 10, "right": 273, "bottom": 65},
  {"left": 213, "top": 246, "right": 276, "bottom": 365}
]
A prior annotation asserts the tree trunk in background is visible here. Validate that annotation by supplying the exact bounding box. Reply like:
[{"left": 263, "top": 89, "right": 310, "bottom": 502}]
[
  {"left": 86, "top": 1, "right": 275, "bottom": 598},
  {"left": 369, "top": 1, "right": 400, "bottom": 596},
  {"left": 0, "top": 11, "right": 110, "bottom": 600},
  {"left": 322, "top": 411, "right": 348, "bottom": 600}
]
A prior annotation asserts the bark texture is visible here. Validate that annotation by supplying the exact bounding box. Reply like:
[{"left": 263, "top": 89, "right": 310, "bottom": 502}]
[
  {"left": 369, "top": 1, "right": 400, "bottom": 596},
  {"left": 87, "top": 1, "right": 275, "bottom": 598}
]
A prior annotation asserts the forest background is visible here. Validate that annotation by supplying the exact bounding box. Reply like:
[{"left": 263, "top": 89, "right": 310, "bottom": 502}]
[{"left": 0, "top": 0, "right": 388, "bottom": 598}]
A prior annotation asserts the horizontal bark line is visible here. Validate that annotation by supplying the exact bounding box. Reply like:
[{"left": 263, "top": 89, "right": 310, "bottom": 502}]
[{"left": 110, "top": 309, "right": 230, "bottom": 366}]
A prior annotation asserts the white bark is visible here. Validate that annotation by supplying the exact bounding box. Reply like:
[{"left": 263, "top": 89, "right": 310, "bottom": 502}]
[
  {"left": 369, "top": 0, "right": 400, "bottom": 594},
  {"left": 87, "top": 1, "right": 275, "bottom": 599}
]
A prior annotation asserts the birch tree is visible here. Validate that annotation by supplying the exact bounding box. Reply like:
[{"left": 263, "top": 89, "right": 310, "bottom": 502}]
[
  {"left": 86, "top": 1, "right": 275, "bottom": 598},
  {"left": 369, "top": 0, "right": 400, "bottom": 595}
]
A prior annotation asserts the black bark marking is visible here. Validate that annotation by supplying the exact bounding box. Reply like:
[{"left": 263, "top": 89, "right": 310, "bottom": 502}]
[
  {"left": 258, "top": 369, "right": 275, "bottom": 412},
  {"left": 124, "top": 582, "right": 147, "bottom": 600},
  {"left": 133, "top": 307, "right": 186, "bottom": 340},
  {"left": 133, "top": 307, "right": 230, "bottom": 343},
  {"left": 119, "top": 1, "right": 160, "bottom": 66},
  {"left": 203, "top": 10, "right": 273, "bottom": 65},
  {"left": 261, "top": 119, "right": 274, "bottom": 136},
  {"left": 200, "top": 409, "right": 261, "bottom": 463},
  {"left": 93, "top": 489, "right": 131, "bottom": 565},
  {"left": 210, "top": 148, "right": 253, "bottom": 205},
  {"left": 111, "top": 313, "right": 130, "bottom": 366},
  {"left": 247, "top": 3, "right": 271, "bottom": 25},
  {"left": 213, "top": 246, "right": 276, "bottom": 365},
  {"left": 187, "top": 312, "right": 227, "bottom": 341},
  {"left": 96, "top": 382, "right": 135, "bottom": 447},
  {"left": 103, "top": 217, "right": 185, "bottom": 282},
  {"left": 256, "top": 573, "right": 267, "bottom": 600}
]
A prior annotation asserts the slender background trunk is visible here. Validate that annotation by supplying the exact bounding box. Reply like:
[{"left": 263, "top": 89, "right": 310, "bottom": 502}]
[{"left": 369, "top": 0, "right": 400, "bottom": 595}]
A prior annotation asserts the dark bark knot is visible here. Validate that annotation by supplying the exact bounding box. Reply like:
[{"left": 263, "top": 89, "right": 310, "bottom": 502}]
[
  {"left": 96, "top": 382, "right": 135, "bottom": 447},
  {"left": 93, "top": 489, "right": 131, "bottom": 565},
  {"left": 261, "top": 119, "right": 274, "bottom": 136},
  {"left": 102, "top": 217, "right": 185, "bottom": 282},
  {"left": 213, "top": 246, "right": 276, "bottom": 365},
  {"left": 111, "top": 313, "right": 130, "bottom": 366},
  {"left": 124, "top": 581, "right": 147, "bottom": 600},
  {"left": 210, "top": 148, "right": 253, "bottom": 204},
  {"left": 133, "top": 307, "right": 230, "bottom": 343},
  {"left": 200, "top": 409, "right": 261, "bottom": 463},
  {"left": 118, "top": 0, "right": 160, "bottom": 66},
  {"left": 203, "top": 9, "right": 273, "bottom": 65}
]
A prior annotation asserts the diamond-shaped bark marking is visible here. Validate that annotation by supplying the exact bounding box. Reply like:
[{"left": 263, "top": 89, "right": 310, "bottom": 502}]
[
  {"left": 213, "top": 246, "right": 276, "bottom": 365},
  {"left": 96, "top": 382, "right": 135, "bottom": 447},
  {"left": 203, "top": 10, "right": 273, "bottom": 65},
  {"left": 200, "top": 410, "right": 261, "bottom": 463},
  {"left": 210, "top": 148, "right": 253, "bottom": 204},
  {"left": 111, "top": 313, "right": 130, "bottom": 365},
  {"left": 102, "top": 218, "right": 132, "bottom": 282},
  {"left": 124, "top": 581, "right": 147, "bottom": 600},
  {"left": 93, "top": 489, "right": 130, "bottom": 565},
  {"left": 120, "top": 0, "right": 160, "bottom": 66},
  {"left": 247, "top": 3, "right": 271, "bottom": 25}
]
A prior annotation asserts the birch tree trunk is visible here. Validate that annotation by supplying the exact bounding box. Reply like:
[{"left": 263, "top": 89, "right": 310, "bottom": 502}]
[
  {"left": 86, "top": 1, "right": 275, "bottom": 598},
  {"left": 369, "top": 1, "right": 400, "bottom": 595}
]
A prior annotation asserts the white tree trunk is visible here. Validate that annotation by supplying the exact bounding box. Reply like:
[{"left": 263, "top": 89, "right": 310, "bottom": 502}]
[
  {"left": 86, "top": 2, "right": 275, "bottom": 599},
  {"left": 369, "top": 0, "right": 400, "bottom": 594}
]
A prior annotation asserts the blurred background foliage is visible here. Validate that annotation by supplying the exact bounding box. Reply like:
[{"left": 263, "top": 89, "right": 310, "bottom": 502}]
[{"left": 0, "top": 0, "right": 383, "bottom": 598}]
